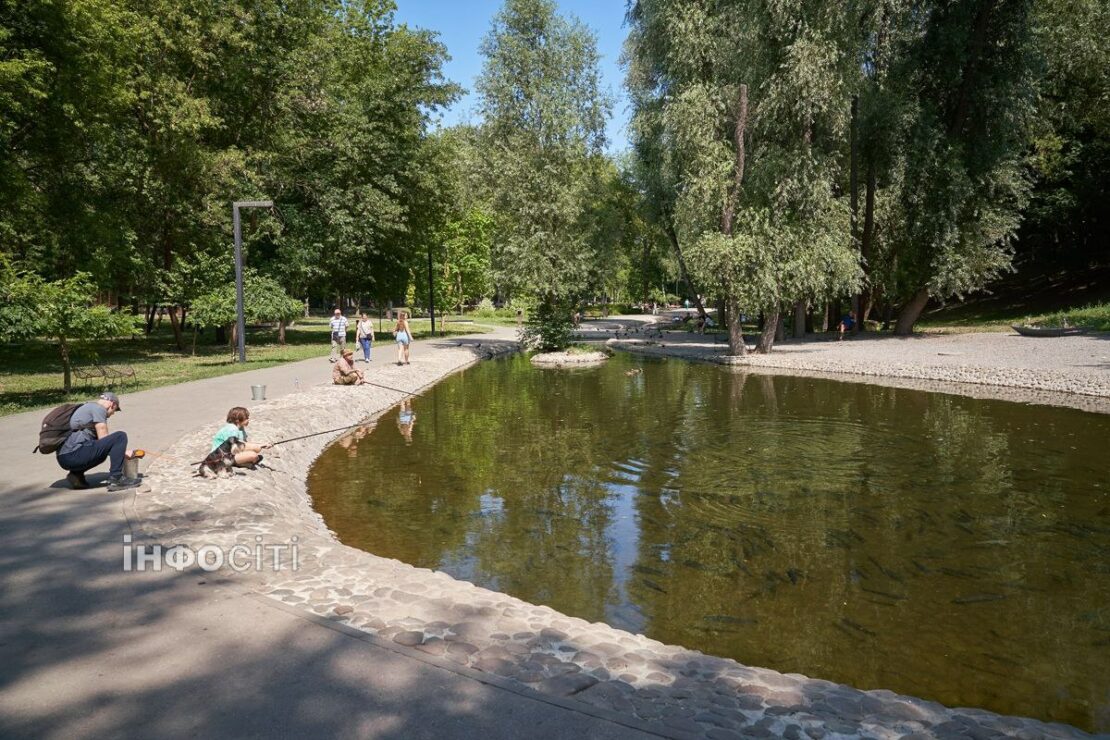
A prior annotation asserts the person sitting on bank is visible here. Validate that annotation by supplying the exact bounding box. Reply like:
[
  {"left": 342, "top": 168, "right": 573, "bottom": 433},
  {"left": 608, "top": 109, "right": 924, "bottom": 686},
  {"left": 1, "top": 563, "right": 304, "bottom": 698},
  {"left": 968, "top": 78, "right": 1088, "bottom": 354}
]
[
  {"left": 333, "top": 348, "right": 366, "bottom": 385},
  {"left": 838, "top": 310, "right": 857, "bottom": 340},
  {"left": 211, "top": 406, "right": 269, "bottom": 467},
  {"left": 55, "top": 392, "right": 140, "bottom": 491}
]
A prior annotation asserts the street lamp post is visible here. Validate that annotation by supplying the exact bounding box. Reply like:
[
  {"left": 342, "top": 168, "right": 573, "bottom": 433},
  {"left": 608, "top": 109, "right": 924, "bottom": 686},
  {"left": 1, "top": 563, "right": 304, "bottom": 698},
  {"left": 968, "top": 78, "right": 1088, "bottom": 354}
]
[{"left": 232, "top": 200, "right": 273, "bottom": 363}]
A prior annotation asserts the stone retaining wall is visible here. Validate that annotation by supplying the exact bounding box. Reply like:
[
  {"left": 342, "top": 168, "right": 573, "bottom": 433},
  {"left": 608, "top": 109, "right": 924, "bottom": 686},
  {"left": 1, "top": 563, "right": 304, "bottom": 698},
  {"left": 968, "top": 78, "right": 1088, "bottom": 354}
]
[{"left": 132, "top": 337, "right": 1090, "bottom": 740}]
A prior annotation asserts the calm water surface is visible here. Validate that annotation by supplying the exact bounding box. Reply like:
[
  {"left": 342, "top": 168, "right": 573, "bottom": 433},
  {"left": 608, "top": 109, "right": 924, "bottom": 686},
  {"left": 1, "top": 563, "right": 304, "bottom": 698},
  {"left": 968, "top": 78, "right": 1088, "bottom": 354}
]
[{"left": 307, "top": 353, "right": 1110, "bottom": 731}]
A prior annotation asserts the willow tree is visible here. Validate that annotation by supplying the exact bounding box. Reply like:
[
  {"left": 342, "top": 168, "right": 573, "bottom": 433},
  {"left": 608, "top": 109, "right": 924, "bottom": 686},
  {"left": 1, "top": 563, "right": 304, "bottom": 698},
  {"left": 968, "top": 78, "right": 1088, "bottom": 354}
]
[
  {"left": 476, "top": 0, "right": 611, "bottom": 348},
  {"left": 626, "top": 0, "right": 861, "bottom": 354},
  {"left": 838, "top": 0, "right": 1041, "bottom": 334}
]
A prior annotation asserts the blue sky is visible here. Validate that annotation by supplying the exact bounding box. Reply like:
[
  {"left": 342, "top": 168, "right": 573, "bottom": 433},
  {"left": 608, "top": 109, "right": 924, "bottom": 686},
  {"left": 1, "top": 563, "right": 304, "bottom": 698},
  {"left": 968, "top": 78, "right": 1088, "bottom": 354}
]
[{"left": 393, "top": 0, "right": 632, "bottom": 152}]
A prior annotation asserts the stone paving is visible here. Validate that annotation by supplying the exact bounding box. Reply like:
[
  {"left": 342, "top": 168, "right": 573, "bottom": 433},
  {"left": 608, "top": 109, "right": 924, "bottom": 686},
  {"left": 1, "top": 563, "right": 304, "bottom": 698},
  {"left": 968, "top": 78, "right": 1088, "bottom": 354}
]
[{"left": 132, "top": 327, "right": 1093, "bottom": 740}]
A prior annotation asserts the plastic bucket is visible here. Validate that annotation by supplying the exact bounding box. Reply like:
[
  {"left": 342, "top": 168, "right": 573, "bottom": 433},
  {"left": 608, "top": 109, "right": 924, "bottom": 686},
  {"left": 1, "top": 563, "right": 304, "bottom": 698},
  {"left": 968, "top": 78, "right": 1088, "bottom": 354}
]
[
  {"left": 123, "top": 457, "right": 140, "bottom": 480},
  {"left": 251, "top": 384, "right": 267, "bottom": 400}
]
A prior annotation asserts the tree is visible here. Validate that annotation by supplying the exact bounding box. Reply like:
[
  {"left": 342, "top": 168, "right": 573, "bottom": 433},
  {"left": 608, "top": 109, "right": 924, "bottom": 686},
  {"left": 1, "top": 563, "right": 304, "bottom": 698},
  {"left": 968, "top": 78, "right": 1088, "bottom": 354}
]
[
  {"left": 626, "top": 0, "right": 862, "bottom": 354},
  {"left": 476, "top": 0, "right": 612, "bottom": 349},
  {"left": 885, "top": 0, "right": 1039, "bottom": 333},
  {"left": 190, "top": 273, "right": 303, "bottom": 354},
  {"left": 0, "top": 270, "right": 136, "bottom": 391}
]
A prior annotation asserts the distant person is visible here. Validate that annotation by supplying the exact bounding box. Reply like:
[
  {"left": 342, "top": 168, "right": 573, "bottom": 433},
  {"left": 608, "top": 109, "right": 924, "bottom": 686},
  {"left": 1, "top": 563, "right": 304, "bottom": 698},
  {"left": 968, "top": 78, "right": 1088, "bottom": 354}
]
[
  {"left": 333, "top": 348, "right": 366, "bottom": 385},
  {"left": 302, "top": 298, "right": 310, "bottom": 318},
  {"left": 394, "top": 312, "right": 412, "bottom": 365},
  {"left": 684, "top": 298, "right": 691, "bottom": 310},
  {"left": 516, "top": 308, "right": 523, "bottom": 331},
  {"left": 210, "top": 407, "right": 270, "bottom": 468},
  {"left": 329, "top": 308, "right": 349, "bottom": 362},
  {"left": 356, "top": 312, "right": 375, "bottom": 362},
  {"left": 838, "top": 310, "right": 856, "bottom": 341},
  {"left": 55, "top": 392, "right": 140, "bottom": 491},
  {"left": 396, "top": 398, "right": 416, "bottom": 444}
]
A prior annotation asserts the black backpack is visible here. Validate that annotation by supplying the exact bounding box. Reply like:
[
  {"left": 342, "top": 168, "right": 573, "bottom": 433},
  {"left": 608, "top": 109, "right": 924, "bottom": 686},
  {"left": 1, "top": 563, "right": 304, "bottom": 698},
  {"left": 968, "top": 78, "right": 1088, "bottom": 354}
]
[{"left": 33, "top": 403, "right": 84, "bottom": 454}]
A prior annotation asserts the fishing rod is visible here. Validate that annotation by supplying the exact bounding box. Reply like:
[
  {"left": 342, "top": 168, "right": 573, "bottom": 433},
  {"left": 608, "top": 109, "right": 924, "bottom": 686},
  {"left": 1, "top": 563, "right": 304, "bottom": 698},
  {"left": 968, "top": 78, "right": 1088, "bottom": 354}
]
[
  {"left": 266, "top": 382, "right": 425, "bottom": 447},
  {"left": 188, "top": 382, "right": 426, "bottom": 463}
]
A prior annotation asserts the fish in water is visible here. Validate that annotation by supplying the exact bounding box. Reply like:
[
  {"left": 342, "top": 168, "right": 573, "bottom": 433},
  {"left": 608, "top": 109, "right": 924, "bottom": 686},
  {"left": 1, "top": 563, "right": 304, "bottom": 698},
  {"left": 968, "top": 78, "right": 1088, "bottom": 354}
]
[
  {"left": 633, "top": 564, "right": 665, "bottom": 577},
  {"left": 952, "top": 593, "right": 1006, "bottom": 605},
  {"left": 641, "top": 579, "right": 666, "bottom": 593},
  {"left": 625, "top": 368, "right": 643, "bottom": 376},
  {"left": 839, "top": 617, "right": 877, "bottom": 637},
  {"left": 867, "top": 555, "right": 904, "bottom": 582},
  {"left": 786, "top": 568, "right": 803, "bottom": 585},
  {"left": 703, "top": 614, "right": 757, "bottom": 625}
]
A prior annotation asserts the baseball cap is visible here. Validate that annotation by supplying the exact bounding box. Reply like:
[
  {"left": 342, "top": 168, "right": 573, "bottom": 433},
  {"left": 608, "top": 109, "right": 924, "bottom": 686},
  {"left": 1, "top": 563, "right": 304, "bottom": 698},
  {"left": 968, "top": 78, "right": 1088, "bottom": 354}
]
[{"left": 99, "top": 392, "right": 121, "bottom": 411}]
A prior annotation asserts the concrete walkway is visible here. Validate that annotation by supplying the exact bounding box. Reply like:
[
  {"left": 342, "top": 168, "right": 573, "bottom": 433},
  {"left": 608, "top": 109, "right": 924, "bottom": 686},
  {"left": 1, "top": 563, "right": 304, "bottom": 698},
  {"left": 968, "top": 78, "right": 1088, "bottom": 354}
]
[{"left": 0, "top": 332, "right": 652, "bottom": 739}]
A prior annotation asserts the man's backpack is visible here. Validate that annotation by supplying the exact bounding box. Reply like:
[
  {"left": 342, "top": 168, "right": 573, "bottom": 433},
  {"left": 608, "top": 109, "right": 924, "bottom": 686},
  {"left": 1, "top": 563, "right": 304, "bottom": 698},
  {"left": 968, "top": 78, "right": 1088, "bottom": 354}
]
[{"left": 33, "top": 403, "right": 83, "bottom": 454}]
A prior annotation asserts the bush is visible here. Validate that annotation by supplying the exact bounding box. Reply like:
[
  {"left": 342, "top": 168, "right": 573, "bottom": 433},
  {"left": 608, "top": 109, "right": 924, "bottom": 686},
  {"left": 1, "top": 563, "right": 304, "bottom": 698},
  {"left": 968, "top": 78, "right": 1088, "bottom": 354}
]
[
  {"left": 520, "top": 298, "right": 573, "bottom": 351},
  {"left": 473, "top": 298, "right": 497, "bottom": 317}
]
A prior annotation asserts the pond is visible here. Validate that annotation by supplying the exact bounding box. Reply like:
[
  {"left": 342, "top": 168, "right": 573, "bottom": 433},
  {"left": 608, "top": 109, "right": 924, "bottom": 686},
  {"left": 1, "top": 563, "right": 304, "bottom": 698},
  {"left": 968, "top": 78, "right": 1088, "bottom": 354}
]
[{"left": 307, "top": 353, "right": 1109, "bottom": 732}]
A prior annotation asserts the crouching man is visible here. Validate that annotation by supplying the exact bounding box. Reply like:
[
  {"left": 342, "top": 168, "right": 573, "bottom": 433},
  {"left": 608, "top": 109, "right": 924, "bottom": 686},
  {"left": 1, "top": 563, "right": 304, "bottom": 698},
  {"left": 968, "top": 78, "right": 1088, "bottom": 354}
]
[{"left": 56, "top": 392, "right": 140, "bottom": 492}]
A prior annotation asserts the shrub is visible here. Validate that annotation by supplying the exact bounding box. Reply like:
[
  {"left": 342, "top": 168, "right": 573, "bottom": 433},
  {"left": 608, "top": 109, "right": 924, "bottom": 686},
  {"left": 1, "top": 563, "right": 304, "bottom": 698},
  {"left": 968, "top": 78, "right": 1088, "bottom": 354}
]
[{"left": 520, "top": 298, "right": 573, "bottom": 351}]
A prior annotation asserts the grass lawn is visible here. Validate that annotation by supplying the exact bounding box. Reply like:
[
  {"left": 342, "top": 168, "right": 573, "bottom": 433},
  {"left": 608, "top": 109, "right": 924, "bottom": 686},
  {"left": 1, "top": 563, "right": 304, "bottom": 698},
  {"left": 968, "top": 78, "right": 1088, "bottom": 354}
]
[{"left": 0, "top": 315, "right": 488, "bottom": 417}]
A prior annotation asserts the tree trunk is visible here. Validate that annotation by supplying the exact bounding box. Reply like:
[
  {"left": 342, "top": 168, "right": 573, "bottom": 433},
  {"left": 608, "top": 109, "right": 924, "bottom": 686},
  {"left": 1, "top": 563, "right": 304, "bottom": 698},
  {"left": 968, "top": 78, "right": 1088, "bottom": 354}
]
[
  {"left": 144, "top": 305, "right": 156, "bottom": 334},
  {"left": 167, "top": 304, "right": 184, "bottom": 351},
  {"left": 726, "top": 295, "right": 746, "bottom": 356},
  {"left": 856, "top": 158, "right": 877, "bottom": 332},
  {"left": 894, "top": 288, "right": 930, "bottom": 335},
  {"left": 756, "top": 308, "right": 779, "bottom": 353},
  {"left": 663, "top": 219, "right": 708, "bottom": 321},
  {"left": 228, "top": 323, "right": 237, "bottom": 349},
  {"left": 774, "top": 314, "right": 785, "bottom": 343},
  {"left": 720, "top": 84, "right": 748, "bottom": 236},
  {"left": 818, "top": 304, "right": 829, "bottom": 332},
  {"left": 192, "top": 324, "right": 198, "bottom": 356},
  {"left": 278, "top": 319, "right": 286, "bottom": 345},
  {"left": 793, "top": 301, "right": 806, "bottom": 338},
  {"left": 59, "top": 338, "right": 72, "bottom": 393}
]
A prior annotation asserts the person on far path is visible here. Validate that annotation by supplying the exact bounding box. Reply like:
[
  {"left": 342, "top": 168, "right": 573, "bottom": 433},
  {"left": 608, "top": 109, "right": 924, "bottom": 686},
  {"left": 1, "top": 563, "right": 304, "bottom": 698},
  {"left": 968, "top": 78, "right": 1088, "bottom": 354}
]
[
  {"left": 355, "top": 312, "right": 375, "bottom": 362},
  {"left": 333, "top": 348, "right": 366, "bottom": 385},
  {"left": 838, "top": 310, "right": 856, "bottom": 341},
  {"left": 394, "top": 312, "right": 412, "bottom": 365},
  {"left": 56, "top": 392, "right": 140, "bottom": 491},
  {"left": 329, "top": 308, "right": 349, "bottom": 363}
]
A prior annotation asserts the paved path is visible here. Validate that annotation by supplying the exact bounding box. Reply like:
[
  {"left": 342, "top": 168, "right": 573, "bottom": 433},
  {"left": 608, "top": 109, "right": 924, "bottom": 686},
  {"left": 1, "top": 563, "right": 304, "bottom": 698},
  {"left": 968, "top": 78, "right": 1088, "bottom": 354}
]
[{"left": 0, "top": 332, "right": 652, "bottom": 739}]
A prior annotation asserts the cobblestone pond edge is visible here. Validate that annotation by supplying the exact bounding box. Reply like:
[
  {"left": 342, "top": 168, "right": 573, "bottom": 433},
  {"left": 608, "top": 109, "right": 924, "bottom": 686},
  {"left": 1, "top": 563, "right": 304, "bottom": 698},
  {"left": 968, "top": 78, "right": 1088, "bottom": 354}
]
[{"left": 131, "top": 337, "right": 1093, "bottom": 740}]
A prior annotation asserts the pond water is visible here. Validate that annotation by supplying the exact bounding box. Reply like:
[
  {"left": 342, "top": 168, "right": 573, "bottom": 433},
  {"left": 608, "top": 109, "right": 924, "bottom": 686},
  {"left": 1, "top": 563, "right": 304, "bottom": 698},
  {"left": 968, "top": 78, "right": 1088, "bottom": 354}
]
[{"left": 307, "top": 353, "right": 1110, "bottom": 732}]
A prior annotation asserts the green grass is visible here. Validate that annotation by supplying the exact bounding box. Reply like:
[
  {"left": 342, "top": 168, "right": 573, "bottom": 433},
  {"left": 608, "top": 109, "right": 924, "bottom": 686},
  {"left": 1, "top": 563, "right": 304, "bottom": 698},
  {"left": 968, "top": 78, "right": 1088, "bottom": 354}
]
[
  {"left": 0, "top": 315, "right": 487, "bottom": 417},
  {"left": 920, "top": 301, "right": 1110, "bottom": 332},
  {"left": 1028, "top": 303, "right": 1110, "bottom": 331}
]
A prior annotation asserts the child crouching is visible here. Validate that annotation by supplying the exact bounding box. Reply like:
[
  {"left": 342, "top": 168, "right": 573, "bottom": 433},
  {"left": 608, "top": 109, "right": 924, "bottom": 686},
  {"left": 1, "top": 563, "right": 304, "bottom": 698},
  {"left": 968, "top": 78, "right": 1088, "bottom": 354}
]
[{"left": 202, "top": 407, "right": 270, "bottom": 475}]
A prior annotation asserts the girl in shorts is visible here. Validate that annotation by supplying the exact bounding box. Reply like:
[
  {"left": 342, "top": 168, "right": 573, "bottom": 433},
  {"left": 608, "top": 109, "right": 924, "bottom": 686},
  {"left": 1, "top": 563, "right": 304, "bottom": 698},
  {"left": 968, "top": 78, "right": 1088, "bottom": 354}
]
[{"left": 394, "top": 312, "right": 412, "bottom": 365}]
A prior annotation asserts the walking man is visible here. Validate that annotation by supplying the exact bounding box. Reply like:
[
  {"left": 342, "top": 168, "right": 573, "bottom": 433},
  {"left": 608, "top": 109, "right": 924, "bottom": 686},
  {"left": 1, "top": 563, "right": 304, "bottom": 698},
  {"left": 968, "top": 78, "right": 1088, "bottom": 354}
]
[
  {"left": 56, "top": 392, "right": 140, "bottom": 491},
  {"left": 329, "top": 308, "right": 349, "bottom": 362}
]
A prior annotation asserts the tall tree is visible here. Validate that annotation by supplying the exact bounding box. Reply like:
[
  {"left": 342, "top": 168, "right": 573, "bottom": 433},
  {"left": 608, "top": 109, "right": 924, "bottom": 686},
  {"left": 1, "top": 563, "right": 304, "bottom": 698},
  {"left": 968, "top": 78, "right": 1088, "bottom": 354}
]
[
  {"left": 626, "top": 0, "right": 861, "bottom": 354},
  {"left": 476, "top": 0, "right": 611, "bottom": 346}
]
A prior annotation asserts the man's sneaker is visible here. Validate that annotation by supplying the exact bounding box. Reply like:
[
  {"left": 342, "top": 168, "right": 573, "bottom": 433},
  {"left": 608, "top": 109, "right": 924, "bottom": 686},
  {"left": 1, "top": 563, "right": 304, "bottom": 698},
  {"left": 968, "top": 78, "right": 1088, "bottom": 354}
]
[
  {"left": 66, "top": 471, "right": 89, "bottom": 490},
  {"left": 106, "top": 476, "right": 141, "bottom": 492}
]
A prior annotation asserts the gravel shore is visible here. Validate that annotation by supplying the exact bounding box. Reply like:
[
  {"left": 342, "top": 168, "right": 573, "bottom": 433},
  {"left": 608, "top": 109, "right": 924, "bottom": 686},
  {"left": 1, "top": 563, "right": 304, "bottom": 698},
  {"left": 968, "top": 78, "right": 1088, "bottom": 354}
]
[{"left": 585, "top": 317, "right": 1110, "bottom": 412}]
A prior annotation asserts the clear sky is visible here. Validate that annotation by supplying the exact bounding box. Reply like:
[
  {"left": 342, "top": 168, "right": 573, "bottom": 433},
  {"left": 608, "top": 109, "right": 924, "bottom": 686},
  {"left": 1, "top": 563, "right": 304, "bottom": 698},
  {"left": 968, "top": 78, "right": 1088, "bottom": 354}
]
[{"left": 392, "top": 0, "right": 632, "bottom": 152}]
